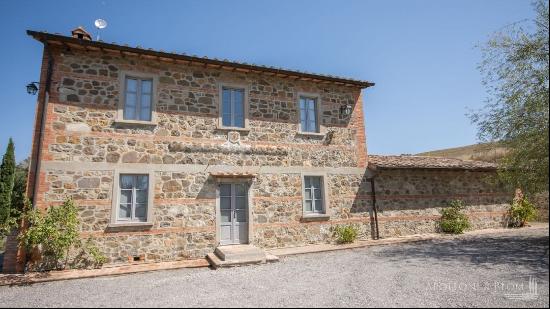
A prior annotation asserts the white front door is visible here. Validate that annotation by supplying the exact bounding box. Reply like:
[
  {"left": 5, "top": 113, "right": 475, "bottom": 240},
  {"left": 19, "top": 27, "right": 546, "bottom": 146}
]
[{"left": 219, "top": 183, "right": 249, "bottom": 245}]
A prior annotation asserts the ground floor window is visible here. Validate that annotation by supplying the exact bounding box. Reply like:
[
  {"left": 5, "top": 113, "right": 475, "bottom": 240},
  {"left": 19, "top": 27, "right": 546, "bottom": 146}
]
[
  {"left": 118, "top": 174, "right": 149, "bottom": 222},
  {"left": 303, "top": 176, "right": 325, "bottom": 214}
]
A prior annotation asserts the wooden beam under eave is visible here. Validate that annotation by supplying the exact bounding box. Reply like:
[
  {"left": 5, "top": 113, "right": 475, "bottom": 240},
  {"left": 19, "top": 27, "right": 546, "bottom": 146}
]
[
  {"left": 121, "top": 51, "right": 139, "bottom": 58},
  {"left": 85, "top": 45, "right": 101, "bottom": 52},
  {"left": 176, "top": 59, "right": 191, "bottom": 65},
  {"left": 47, "top": 40, "right": 63, "bottom": 46},
  {"left": 235, "top": 68, "right": 250, "bottom": 73},
  {"left": 67, "top": 42, "right": 86, "bottom": 50},
  {"left": 141, "top": 54, "right": 156, "bottom": 60},
  {"left": 103, "top": 48, "right": 121, "bottom": 55},
  {"left": 276, "top": 73, "right": 288, "bottom": 78},
  {"left": 206, "top": 63, "right": 222, "bottom": 69},
  {"left": 190, "top": 61, "right": 205, "bottom": 67},
  {"left": 159, "top": 56, "right": 174, "bottom": 62}
]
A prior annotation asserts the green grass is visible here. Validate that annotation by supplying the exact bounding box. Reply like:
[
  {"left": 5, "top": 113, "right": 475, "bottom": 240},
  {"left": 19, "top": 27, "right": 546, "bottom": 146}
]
[{"left": 417, "top": 142, "right": 507, "bottom": 163}]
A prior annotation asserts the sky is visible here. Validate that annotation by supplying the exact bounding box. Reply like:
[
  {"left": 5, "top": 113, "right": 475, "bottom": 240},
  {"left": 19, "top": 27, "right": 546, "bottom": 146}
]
[{"left": 0, "top": 0, "right": 537, "bottom": 162}]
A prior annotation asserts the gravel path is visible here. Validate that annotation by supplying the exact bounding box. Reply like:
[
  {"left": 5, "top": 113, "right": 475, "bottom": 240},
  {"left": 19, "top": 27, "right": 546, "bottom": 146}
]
[{"left": 1, "top": 227, "right": 548, "bottom": 308}]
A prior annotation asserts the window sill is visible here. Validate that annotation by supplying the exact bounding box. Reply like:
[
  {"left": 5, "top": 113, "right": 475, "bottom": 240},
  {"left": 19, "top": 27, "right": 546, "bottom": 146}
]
[
  {"left": 296, "top": 131, "right": 325, "bottom": 138},
  {"left": 216, "top": 126, "right": 251, "bottom": 133},
  {"left": 300, "top": 214, "right": 330, "bottom": 222},
  {"left": 107, "top": 222, "right": 153, "bottom": 230},
  {"left": 114, "top": 119, "right": 157, "bottom": 127}
]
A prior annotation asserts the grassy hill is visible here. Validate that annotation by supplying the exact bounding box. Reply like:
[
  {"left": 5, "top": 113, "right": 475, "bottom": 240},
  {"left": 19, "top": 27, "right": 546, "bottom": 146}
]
[{"left": 417, "top": 142, "right": 507, "bottom": 163}]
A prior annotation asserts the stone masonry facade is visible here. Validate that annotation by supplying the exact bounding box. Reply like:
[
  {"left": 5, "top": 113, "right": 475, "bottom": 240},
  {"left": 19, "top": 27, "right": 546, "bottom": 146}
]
[{"left": 3, "top": 30, "right": 512, "bottom": 272}]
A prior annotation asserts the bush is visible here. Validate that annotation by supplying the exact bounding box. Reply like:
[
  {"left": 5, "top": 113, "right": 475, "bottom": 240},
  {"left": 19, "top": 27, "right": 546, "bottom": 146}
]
[
  {"left": 333, "top": 225, "right": 359, "bottom": 244},
  {"left": 508, "top": 196, "right": 537, "bottom": 227},
  {"left": 19, "top": 198, "right": 107, "bottom": 270},
  {"left": 440, "top": 200, "right": 471, "bottom": 234}
]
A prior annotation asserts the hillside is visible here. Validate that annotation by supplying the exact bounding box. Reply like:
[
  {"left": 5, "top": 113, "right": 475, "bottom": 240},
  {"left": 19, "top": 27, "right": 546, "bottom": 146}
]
[{"left": 417, "top": 142, "right": 507, "bottom": 163}]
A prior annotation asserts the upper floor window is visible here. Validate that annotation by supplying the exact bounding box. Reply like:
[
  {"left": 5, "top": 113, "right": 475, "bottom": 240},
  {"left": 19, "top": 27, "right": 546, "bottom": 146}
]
[
  {"left": 221, "top": 87, "right": 245, "bottom": 128},
  {"left": 118, "top": 174, "right": 149, "bottom": 222},
  {"left": 299, "top": 96, "right": 319, "bottom": 133},
  {"left": 124, "top": 77, "right": 153, "bottom": 121}
]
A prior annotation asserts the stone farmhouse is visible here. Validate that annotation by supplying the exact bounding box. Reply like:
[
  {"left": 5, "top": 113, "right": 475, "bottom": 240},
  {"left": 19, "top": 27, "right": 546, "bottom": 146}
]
[{"left": 2, "top": 27, "right": 511, "bottom": 272}]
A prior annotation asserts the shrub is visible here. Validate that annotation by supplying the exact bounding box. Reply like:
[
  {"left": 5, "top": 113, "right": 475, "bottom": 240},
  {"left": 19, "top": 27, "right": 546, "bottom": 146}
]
[
  {"left": 439, "top": 200, "right": 471, "bottom": 234},
  {"left": 19, "top": 198, "right": 107, "bottom": 270},
  {"left": 508, "top": 196, "right": 537, "bottom": 228},
  {"left": 72, "top": 238, "right": 108, "bottom": 269},
  {"left": 333, "top": 225, "right": 359, "bottom": 244}
]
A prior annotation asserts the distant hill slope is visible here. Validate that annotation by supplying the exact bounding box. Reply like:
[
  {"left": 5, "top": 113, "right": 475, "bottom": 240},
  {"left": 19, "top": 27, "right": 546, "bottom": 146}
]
[{"left": 417, "top": 142, "right": 507, "bottom": 163}]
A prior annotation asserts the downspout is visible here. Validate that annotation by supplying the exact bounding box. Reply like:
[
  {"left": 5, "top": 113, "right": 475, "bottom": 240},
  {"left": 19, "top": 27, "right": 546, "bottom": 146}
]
[{"left": 370, "top": 176, "right": 380, "bottom": 240}]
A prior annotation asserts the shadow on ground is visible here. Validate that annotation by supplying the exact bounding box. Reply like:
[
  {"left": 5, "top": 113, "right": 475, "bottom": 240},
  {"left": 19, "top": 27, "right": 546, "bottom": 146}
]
[{"left": 375, "top": 232, "right": 549, "bottom": 279}]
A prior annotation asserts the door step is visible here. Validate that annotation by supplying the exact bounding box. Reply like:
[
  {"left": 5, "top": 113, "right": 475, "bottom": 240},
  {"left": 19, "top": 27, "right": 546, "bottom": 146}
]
[{"left": 207, "top": 245, "right": 279, "bottom": 269}]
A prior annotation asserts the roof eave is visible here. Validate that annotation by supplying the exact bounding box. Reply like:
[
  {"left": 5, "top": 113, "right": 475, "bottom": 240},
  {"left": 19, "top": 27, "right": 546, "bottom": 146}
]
[
  {"left": 368, "top": 165, "right": 498, "bottom": 172},
  {"left": 27, "top": 30, "right": 375, "bottom": 89}
]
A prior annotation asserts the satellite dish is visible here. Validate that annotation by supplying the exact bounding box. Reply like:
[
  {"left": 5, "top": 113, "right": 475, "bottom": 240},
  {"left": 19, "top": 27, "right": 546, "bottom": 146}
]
[{"left": 95, "top": 19, "right": 107, "bottom": 29}]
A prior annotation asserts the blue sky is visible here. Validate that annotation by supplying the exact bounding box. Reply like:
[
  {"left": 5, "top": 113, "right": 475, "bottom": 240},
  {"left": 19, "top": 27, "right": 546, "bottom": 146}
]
[{"left": 0, "top": 0, "right": 536, "bottom": 162}]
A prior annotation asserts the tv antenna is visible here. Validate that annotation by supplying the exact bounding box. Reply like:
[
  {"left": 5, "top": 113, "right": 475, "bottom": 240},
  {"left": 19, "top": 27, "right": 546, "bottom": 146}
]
[{"left": 94, "top": 19, "right": 108, "bottom": 40}]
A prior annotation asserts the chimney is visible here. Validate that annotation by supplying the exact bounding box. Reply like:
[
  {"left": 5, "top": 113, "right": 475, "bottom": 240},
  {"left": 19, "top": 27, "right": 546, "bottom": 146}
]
[{"left": 71, "top": 26, "right": 92, "bottom": 41}]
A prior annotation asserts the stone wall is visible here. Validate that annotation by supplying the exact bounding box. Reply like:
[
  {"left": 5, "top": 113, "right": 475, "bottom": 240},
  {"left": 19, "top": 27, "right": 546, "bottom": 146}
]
[
  {"left": 373, "top": 169, "right": 511, "bottom": 236},
  {"left": 252, "top": 169, "right": 511, "bottom": 248}
]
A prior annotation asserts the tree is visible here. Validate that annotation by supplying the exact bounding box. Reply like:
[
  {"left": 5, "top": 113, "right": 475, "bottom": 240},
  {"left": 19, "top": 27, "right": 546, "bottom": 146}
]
[
  {"left": 12, "top": 158, "right": 29, "bottom": 212},
  {"left": 471, "top": 0, "right": 549, "bottom": 195},
  {"left": 0, "top": 138, "right": 16, "bottom": 227}
]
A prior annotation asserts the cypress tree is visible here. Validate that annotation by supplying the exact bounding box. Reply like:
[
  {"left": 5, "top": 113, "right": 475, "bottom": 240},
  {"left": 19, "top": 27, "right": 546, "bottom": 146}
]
[{"left": 0, "top": 138, "right": 16, "bottom": 225}]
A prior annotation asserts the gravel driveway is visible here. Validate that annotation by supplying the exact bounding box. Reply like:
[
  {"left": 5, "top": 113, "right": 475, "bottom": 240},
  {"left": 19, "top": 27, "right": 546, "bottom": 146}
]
[{"left": 1, "top": 227, "right": 548, "bottom": 308}]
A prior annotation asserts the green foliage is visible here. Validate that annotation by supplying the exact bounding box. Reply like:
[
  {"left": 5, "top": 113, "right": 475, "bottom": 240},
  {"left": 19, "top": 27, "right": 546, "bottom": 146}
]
[
  {"left": 471, "top": 1, "right": 549, "bottom": 195},
  {"left": 12, "top": 159, "right": 28, "bottom": 213},
  {"left": 84, "top": 238, "right": 108, "bottom": 266},
  {"left": 0, "top": 138, "right": 16, "bottom": 228},
  {"left": 19, "top": 198, "right": 107, "bottom": 270},
  {"left": 19, "top": 198, "right": 81, "bottom": 270},
  {"left": 71, "top": 238, "right": 108, "bottom": 269},
  {"left": 333, "top": 225, "right": 359, "bottom": 244},
  {"left": 440, "top": 200, "right": 471, "bottom": 234},
  {"left": 508, "top": 197, "right": 537, "bottom": 227}
]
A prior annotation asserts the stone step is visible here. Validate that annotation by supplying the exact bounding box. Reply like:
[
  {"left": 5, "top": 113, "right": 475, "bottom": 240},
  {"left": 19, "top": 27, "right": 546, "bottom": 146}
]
[
  {"left": 214, "top": 245, "right": 266, "bottom": 261},
  {"left": 207, "top": 245, "right": 279, "bottom": 269}
]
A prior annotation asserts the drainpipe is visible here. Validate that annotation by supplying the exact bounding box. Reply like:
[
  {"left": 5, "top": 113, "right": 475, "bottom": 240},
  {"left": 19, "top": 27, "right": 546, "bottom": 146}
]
[{"left": 370, "top": 176, "right": 380, "bottom": 240}]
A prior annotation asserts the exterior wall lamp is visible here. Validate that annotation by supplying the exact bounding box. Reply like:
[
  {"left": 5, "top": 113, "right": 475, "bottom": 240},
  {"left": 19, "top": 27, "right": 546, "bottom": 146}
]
[
  {"left": 340, "top": 104, "right": 353, "bottom": 116},
  {"left": 26, "top": 82, "right": 39, "bottom": 95}
]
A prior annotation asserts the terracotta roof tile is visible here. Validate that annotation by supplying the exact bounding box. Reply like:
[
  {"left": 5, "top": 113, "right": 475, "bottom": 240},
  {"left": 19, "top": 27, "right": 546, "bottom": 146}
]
[{"left": 368, "top": 155, "right": 498, "bottom": 171}]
